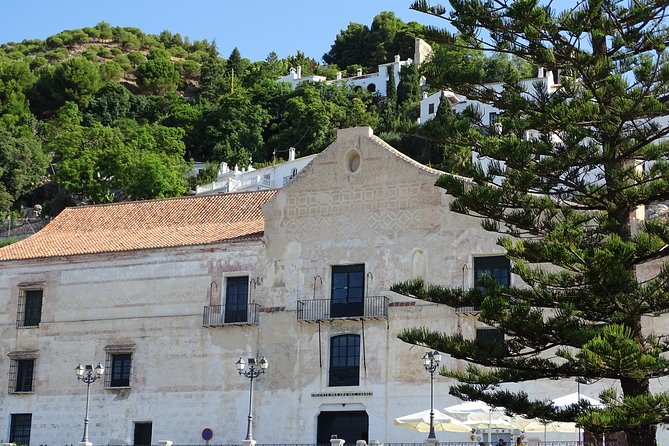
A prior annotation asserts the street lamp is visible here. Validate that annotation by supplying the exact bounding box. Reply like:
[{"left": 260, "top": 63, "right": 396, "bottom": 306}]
[
  {"left": 422, "top": 351, "right": 442, "bottom": 440},
  {"left": 75, "top": 363, "right": 104, "bottom": 445},
  {"left": 237, "top": 356, "right": 269, "bottom": 443}
]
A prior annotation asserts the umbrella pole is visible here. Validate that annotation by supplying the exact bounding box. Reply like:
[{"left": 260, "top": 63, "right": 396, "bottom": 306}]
[{"left": 488, "top": 412, "right": 492, "bottom": 445}]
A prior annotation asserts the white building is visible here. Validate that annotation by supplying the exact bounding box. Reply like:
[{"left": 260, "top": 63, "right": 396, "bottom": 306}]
[
  {"left": 278, "top": 39, "right": 433, "bottom": 97},
  {"left": 0, "top": 127, "right": 654, "bottom": 446},
  {"left": 195, "top": 147, "right": 317, "bottom": 195},
  {"left": 419, "top": 68, "right": 562, "bottom": 125}
]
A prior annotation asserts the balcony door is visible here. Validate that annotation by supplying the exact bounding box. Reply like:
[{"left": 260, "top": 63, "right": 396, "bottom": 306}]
[
  {"left": 225, "top": 276, "right": 249, "bottom": 323},
  {"left": 331, "top": 265, "right": 364, "bottom": 317}
]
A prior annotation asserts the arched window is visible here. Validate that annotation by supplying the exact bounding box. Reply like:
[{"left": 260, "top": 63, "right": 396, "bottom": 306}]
[
  {"left": 367, "top": 83, "right": 376, "bottom": 93},
  {"left": 329, "top": 334, "right": 360, "bottom": 387}
]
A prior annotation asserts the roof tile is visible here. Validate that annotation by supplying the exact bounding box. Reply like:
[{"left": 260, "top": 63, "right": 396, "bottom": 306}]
[{"left": 0, "top": 190, "right": 277, "bottom": 261}]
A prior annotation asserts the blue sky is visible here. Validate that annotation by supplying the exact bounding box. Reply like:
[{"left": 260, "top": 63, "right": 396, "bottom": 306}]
[{"left": 0, "top": 0, "right": 446, "bottom": 63}]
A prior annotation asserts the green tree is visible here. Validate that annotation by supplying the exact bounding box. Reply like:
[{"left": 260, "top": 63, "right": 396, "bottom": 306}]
[
  {"left": 100, "top": 60, "right": 123, "bottom": 83},
  {"left": 197, "top": 90, "right": 269, "bottom": 165},
  {"left": 323, "top": 22, "right": 370, "bottom": 69},
  {"left": 0, "top": 126, "right": 49, "bottom": 212},
  {"left": 268, "top": 83, "right": 337, "bottom": 155},
  {"left": 323, "top": 12, "right": 425, "bottom": 70},
  {"left": 84, "top": 83, "right": 133, "bottom": 126},
  {"left": 421, "top": 41, "right": 485, "bottom": 90},
  {"left": 52, "top": 56, "right": 103, "bottom": 108},
  {"left": 198, "top": 54, "right": 227, "bottom": 101},
  {"left": 0, "top": 59, "right": 35, "bottom": 122},
  {"left": 225, "top": 47, "right": 248, "bottom": 91},
  {"left": 48, "top": 103, "right": 188, "bottom": 202},
  {"left": 397, "top": 63, "right": 420, "bottom": 106},
  {"left": 396, "top": 1, "right": 669, "bottom": 446},
  {"left": 135, "top": 58, "right": 179, "bottom": 95},
  {"left": 417, "top": 95, "right": 474, "bottom": 174}
]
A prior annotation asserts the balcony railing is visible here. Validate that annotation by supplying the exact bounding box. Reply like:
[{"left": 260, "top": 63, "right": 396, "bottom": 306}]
[
  {"left": 455, "top": 306, "right": 481, "bottom": 314},
  {"left": 296, "top": 296, "right": 389, "bottom": 321},
  {"left": 203, "top": 303, "right": 260, "bottom": 326}
]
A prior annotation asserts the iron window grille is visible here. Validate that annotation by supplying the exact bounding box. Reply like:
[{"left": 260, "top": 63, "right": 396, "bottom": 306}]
[
  {"left": 16, "top": 288, "right": 43, "bottom": 328},
  {"left": 8, "top": 358, "right": 35, "bottom": 393},
  {"left": 10, "top": 413, "right": 32, "bottom": 445}
]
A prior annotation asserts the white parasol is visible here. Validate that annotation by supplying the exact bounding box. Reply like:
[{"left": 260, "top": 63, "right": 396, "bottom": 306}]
[{"left": 394, "top": 409, "right": 472, "bottom": 434}]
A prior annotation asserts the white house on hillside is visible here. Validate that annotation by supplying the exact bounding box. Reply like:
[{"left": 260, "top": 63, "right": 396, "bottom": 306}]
[
  {"left": 195, "top": 147, "right": 317, "bottom": 195},
  {"left": 278, "top": 38, "right": 433, "bottom": 96},
  {"left": 419, "top": 67, "right": 562, "bottom": 125}
]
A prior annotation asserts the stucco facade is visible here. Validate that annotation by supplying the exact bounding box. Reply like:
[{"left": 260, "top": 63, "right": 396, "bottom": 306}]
[{"left": 0, "top": 127, "right": 659, "bottom": 446}]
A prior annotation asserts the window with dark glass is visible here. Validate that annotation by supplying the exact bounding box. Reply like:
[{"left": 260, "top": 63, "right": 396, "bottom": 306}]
[
  {"left": 429, "top": 103, "right": 435, "bottom": 114},
  {"left": 107, "top": 353, "right": 132, "bottom": 387},
  {"left": 17, "top": 289, "right": 43, "bottom": 328},
  {"left": 476, "top": 328, "right": 505, "bottom": 345},
  {"left": 9, "top": 358, "right": 35, "bottom": 393},
  {"left": 473, "top": 256, "right": 510, "bottom": 288},
  {"left": 331, "top": 265, "right": 364, "bottom": 317},
  {"left": 17, "top": 359, "right": 33, "bottom": 393},
  {"left": 10, "top": 413, "right": 32, "bottom": 445},
  {"left": 329, "top": 334, "right": 360, "bottom": 387},
  {"left": 225, "top": 276, "right": 249, "bottom": 323}
]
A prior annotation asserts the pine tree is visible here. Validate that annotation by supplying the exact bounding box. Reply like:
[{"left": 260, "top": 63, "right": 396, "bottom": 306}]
[{"left": 396, "top": 1, "right": 669, "bottom": 446}]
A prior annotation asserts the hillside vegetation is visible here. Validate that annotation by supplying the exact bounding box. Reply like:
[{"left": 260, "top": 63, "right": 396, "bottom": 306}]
[{"left": 0, "top": 14, "right": 531, "bottom": 217}]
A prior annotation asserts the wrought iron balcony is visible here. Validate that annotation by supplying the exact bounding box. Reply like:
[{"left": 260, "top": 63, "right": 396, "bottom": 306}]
[
  {"left": 296, "top": 296, "right": 389, "bottom": 321},
  {"left": 454, "top": 306, "right": 481, "bottom": 314},
  {"left": 203, "top": 303, "right": 260, "bottom": 326}
]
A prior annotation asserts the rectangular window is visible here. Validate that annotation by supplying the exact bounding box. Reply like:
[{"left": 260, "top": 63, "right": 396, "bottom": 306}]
[
  {"left": 17, "top": 289, "right": 43, "bottom": 328},
  {"left": 106, "top": 353, "right": 132, "bottom": 388},
  {"left": 476, "top": 328, "right": 504, "bottom": 345},
  {"left": 329, "top": 334, "right": 360, "bottom": 387},
  {"left": 225, "top": 276, "right": 249, "bottom": 323},
  {"left": 9, "top": 358, "right": 35, "bottom": 393},
  {"left": 473, "top": 256, "right": 510, "bottom": 288},
  {"left": 10, "top": 413, "right": 32, "bottom": 445},
  {"left": 428, "top": 103, "right": 435, "bottom": 114},
  {"left": 331, "top": 265, "right": 365, "bottom": 317},
  {"left": 489, "top": 112, "right": 499, "bottom": 125}
]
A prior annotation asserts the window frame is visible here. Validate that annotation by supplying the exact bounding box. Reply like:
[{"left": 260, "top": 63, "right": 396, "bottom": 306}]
[
  {"left": 17, "top": 287, "right": 43, "bottom": 328},
  {"left": 476, "top": 328, "right": 505, "bottom": 345},
  {"left": 10, "top": 413, "right": 32, "bottom": 445},
  {"left": 224, "top": 275, "right": 250, "bottom": 323},
  {"left": 104, "top": 344, "right": 135, "bottom": 389},
  {"left": 8, "top": 353, "right": 37, "bottom": 394},
  {"left": 328, "top": 334, "right": 361, "bottom": 387},
  {"left": 473, "top": 255, "right": 511, "bottom": 288},
  {"left": 330, "top": 264, "right": 365, "bottom": 317}
]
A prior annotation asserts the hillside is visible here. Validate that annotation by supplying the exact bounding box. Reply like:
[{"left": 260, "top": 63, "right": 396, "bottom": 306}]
[{"left": 0, "top": 13, "right": 526, "bottom": 220}]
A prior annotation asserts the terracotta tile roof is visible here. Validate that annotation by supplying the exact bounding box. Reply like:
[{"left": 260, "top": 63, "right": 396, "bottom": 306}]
[{"left": 0, "top": 190, "right": 277, "bottom": 261}]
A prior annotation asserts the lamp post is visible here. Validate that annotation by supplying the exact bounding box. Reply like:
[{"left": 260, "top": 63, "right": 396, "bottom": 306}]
[
  {"left": 422, "top": 351, "right": 442, "bottom": 441},
  {"left": 75, "top": 363, "right": 104, "bottom": 445},
  {"left": 236, "top": 356, "right": 269, "bottom": 444}
]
